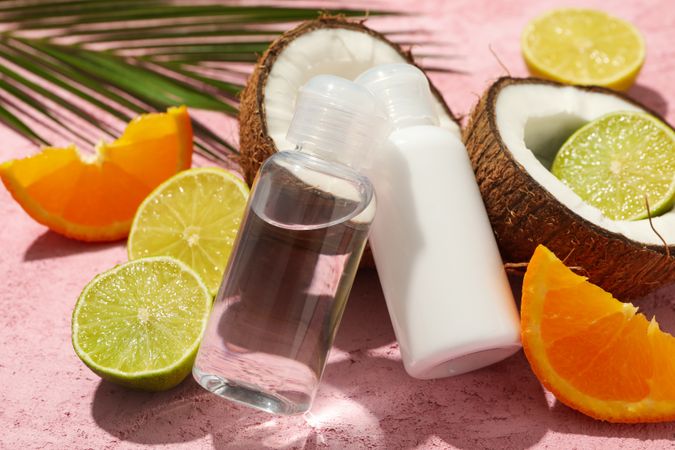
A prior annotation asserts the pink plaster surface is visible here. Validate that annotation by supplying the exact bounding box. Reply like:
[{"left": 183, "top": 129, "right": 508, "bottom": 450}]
[{"left": 2, "top": 0, "right": 675, "bottom": 448}]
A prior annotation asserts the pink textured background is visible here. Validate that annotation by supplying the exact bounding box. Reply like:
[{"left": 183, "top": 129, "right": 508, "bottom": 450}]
[{"left": 2, "top": 0, "right": 675, "bottom": 448}]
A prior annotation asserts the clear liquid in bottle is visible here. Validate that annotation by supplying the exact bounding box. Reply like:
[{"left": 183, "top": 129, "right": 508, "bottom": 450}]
[{"left": 193, "top": 151, "right": 374, "bottom": 415}]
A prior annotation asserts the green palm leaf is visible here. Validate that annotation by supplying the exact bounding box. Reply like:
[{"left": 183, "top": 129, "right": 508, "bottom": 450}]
[{"left": 0, "top": 1, "right": 419, "bottom": 162}]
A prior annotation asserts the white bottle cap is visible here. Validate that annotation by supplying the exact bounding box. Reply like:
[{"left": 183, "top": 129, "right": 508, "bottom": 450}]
[
  {"left": 286, "top": 75, "right": 390, "bottom": 172},
  {"left": 355, "top": 63, "right": 439, "bottom": 129}
]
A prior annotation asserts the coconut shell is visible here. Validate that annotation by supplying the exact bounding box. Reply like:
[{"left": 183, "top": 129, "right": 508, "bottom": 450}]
[
  {"left": 239, "top": 16, "right": 460, "bottom": 270},
  {"left": 463, "top": 77, "right": 675, "bottom": 300},
  {"left": 239, "top": 15, "right": 459, "bottom": 185}
]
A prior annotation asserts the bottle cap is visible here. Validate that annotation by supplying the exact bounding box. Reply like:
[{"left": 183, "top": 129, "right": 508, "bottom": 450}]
[
  {"left": 355, "top": 63, "right": 439, "bottom": 129},
  {"left": 286, "top": 75, "right": 389, "bottom": 171}
]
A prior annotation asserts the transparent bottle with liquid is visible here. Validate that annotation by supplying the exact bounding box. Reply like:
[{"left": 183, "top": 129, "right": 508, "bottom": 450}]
[{"left": 193, "top": 75, "right": 387, "bottom": 415}]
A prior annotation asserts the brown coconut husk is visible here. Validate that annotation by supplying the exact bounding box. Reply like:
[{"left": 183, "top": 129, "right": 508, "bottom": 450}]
[
  {"left": 238, "top": 15, "right": 459, "bottom": 185},
  {"left": 463, "top": 76, "right": 675, "bottom": 300}
]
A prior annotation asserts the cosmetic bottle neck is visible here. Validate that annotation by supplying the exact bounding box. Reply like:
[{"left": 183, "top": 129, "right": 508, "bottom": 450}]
[
  {"left": 286, "top": 75, "right": 389, "bottom": 173},
  {"left": 355, "top": 63, "right": 440, "bottom": 131}
]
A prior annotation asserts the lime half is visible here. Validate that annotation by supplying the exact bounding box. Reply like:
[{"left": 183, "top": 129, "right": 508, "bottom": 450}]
[
  {"left": 522, "top": 8, "right": 645, "bottom": 90},
  {"left": 552, "top": 111, "right": 675, "bottom": 221},
  {"left": 72, "top": 256, "right": 212, "bottom": 391},
  {"left": 128, "top": 167, "right": 249, "bottom": 295}
]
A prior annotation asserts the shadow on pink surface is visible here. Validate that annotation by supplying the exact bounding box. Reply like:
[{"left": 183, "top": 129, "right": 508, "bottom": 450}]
[
  {"left": 628, "top": 83, "right": 669, "bottom": 117},
  {"left": 88, "top": 270, "right": 675, "bottom": 449},
  {"left": 91, "top": 379, "right": 331, "bottom": 448},
  {"left": 23, "top": 230, "right": 119, "bottom": 261}
]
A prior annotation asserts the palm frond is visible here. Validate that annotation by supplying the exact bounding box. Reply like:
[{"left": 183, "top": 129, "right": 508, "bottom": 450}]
[
  {"left": 0, "top": 1, "right": 420, "bottom": 163},
  {"left": 0, "top": 99, "right": 48, "bottom": 144}
]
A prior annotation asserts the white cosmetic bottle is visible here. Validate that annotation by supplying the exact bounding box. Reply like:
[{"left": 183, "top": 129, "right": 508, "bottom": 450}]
[{"left": 356, "top": 64, "right": 521, "bottom": 379}]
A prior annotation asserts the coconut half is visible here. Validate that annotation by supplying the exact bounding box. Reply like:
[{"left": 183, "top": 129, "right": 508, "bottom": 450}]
[
  {"left": 464, "top": 77, "right": 675, "bottom": 300},
  {"left": 239, "top": 16, "right": 460, "bottom": 185}
]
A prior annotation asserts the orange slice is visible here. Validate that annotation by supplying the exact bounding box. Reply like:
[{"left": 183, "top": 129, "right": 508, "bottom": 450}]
[
  {"left": 521, "top": 245, "right": 675, "bottom": 423},
  {"left": 1, "top": 106, "right": 192, "bottom": 241}
]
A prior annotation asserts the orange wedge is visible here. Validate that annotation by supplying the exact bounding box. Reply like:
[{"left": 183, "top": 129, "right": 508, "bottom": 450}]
[
  {"left": 0, "top": 106, "right": 192, "bottom": 241},
  {"left": 522, "top": 245, "right": 675, "bottom": 423}
]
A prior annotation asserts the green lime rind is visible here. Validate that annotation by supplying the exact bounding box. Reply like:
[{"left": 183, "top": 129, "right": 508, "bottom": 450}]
[
  {"left": 640, "top": 179, "right": 675, "bottom": 221},
  {"left": 72, "top": 256, "right": 212, "bottom": 391},
  {"left": 552, "top": 111, "right": 675, "bottom": 221},
  {"left": 127, "top": 167, "right": 249, "bottom": 296}
]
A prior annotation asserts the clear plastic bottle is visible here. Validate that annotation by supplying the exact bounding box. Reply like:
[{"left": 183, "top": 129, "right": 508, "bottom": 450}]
[
  {"left": 193, "top": 75, "right": 387, "bottom": 415},
  {"left": 356, "top": 64, "right": 521, "bottom": 379}
]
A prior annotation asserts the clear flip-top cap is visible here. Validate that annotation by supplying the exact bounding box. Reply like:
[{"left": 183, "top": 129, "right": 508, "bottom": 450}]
[
  {"left": 355, "top": 63, "right": 439, "bottom": 129},
  {"left": 286, "top": 75, "right": 389, "bottom": 172}
]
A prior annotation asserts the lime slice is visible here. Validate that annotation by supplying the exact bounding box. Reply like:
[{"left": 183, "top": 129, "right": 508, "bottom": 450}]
[
  {"left": 522, "top": 9, "right": 645, "bottom": 90},
  {"left": 552, "top": 111, "right": 675, "bottom": 221},
  {"left": 128, "top": 167, "right": 249, "bottom": 295},
  {"left": 72, "top": 256, "right": 212, "bottom": 391}
]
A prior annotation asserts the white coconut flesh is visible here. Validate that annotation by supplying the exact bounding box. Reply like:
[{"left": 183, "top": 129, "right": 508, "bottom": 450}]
[
  {"left": 496, "top": 83, "right": 674, "bottom": 246},
  {"left": 263, "top": 27, "right": 460, "bottom": 152}
]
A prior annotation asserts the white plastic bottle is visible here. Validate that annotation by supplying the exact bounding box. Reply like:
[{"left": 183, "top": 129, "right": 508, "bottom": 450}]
[{"left": 356, "top": 64, "right": 521, "bottom": 379}]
